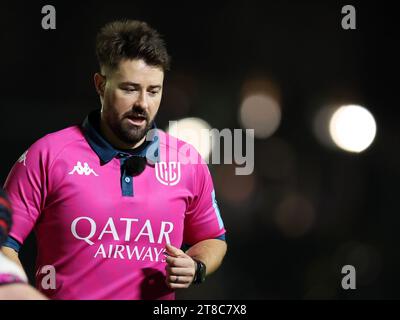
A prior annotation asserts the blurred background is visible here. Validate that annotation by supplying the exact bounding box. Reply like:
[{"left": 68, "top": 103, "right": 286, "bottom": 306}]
[{"left": 0, "top": 0, "right": 398, "bottom": 299}]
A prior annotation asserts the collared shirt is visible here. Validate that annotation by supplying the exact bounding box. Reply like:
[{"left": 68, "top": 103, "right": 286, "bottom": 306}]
[
  {"left": 3, "top": 110, "right": 226, "bottom": 300},
  {"left": 82, "top": 110, "right": 160, "bottom": 197}
]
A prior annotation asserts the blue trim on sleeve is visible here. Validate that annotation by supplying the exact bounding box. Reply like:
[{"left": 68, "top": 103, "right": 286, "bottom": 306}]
[
  {"left": 215, "top": 234, "right": 226, "bottom": 241},
  {"left": 3, "top": 236, "right": 21, "bottom": 252},
  {"left": 211, "top": 190, "right": 224, "bottom": 230}
]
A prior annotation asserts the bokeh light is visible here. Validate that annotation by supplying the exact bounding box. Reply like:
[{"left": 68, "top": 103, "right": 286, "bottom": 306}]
[
  {"left": 214, "top": 164, "right": 257, "bottom": 206},
  {"left": 274, "top": 194, "right": 315, "bottom": 238},
  {"left": 239, "top": 77, "right": 282, "bottom": 139},
  {"left": 329, "top": 105, "right": 377, "bottom": 153},
  {"left": 166, "top": 117, "right": 212, "bottom": 160},
  {"left": 313, "top": 106, "right": 337, "bottom": 149}
]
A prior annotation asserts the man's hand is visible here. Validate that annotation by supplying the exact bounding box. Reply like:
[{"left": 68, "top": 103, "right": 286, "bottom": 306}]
[{"left": 164, "top": 244, "right": 196, "bottom": 289}]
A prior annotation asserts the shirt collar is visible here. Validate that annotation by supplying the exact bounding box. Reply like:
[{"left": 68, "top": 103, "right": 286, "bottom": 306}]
[{"left": 81, "top": 109, "right": 160, "bottom": 165}]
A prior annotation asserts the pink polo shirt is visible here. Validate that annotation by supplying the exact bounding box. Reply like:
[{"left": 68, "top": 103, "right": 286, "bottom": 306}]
[{"left": 3, "top": 111, "right": 226, "bottom": 300}]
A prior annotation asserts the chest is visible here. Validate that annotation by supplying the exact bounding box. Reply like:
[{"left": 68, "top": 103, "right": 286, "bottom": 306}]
[{"left": 39, "top": 155, "right": 192, "bottom": 247}]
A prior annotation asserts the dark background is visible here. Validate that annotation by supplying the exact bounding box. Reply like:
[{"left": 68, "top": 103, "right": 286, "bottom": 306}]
[{"left": 0, "top": 0, "right": 398, "bottom": 299}]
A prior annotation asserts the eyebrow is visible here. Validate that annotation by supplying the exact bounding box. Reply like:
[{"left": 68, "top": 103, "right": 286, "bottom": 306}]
[{"left": 119, "top": 82, "right": 162, "bottom": 90}]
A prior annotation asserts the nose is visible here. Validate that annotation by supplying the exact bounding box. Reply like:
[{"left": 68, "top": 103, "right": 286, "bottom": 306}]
[{"left": 134, "top": 90, "right": 149, "bottom": 110}]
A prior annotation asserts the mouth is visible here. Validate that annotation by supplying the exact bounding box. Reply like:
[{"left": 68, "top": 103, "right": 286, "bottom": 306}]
[{"left": 126, "top": 115, "right": 147, "bottom": 126}]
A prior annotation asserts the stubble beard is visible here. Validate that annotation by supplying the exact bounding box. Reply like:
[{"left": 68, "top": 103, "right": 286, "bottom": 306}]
[{"left": 106, "top": 108, "right": 154, "bottom": 147}]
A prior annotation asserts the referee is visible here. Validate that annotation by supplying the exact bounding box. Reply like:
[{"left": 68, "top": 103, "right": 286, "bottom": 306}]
[{"left": 1, "top": 20, "right": 227, "bottom": 300}]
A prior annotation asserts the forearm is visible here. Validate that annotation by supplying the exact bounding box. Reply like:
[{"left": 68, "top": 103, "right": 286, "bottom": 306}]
[
  {"left": 185, "top": 239, "right": 227, "bottom": 276},
  {"left": 1, "top": 247, "right": 24, "bottom": 271},
  {"left": 0, "top": 283, "right": 48, "bottom": 300}
]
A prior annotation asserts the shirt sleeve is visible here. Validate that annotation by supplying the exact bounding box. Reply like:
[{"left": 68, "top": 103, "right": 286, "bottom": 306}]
[
  {"left": 183, "top": 159, "right": 226, "bottom": 246},
  {"left": 3, "top": 138, "right": 50, "bottom": 245},
  {"left": 2, "top": 236, "right": 22, "bottom": 252}
]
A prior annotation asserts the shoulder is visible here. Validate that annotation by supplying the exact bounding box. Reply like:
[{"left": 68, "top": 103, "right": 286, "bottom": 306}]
[
  {"left": 32, "top": 125, "right": 84, "bottom": 149},
  {"left": 18, "top": 125, "right": 85, "bottom": 168},
  {"left": 26, "top": 125, "right": 85, "bottom": 157}
]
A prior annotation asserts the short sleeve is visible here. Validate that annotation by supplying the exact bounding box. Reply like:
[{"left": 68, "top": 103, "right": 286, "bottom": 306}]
[
  {"left": 3, "top": 139, "right": 50, "bottom": 244},
  {"left": 183, "top": 160, "right": 226, "bottom": 245}
]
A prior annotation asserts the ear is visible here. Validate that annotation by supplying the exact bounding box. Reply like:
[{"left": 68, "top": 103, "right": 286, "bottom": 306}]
[{"left": 94, "top": 73, "right": 106, "bottom": 97}]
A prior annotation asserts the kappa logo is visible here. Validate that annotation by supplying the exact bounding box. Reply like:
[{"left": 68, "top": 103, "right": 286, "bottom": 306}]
[
  {"left": 69, "top": 161, "right": 99, "bottom": 176},
  {"left": 155, "top": 162, "right": 181, "bottom": 186},
  {"left": 18, "top": 150, "right": 28, "bottom": 166}
]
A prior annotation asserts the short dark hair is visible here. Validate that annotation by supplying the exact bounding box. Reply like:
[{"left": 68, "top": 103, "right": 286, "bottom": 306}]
[{"left": 96, "top": 20, "right": 170, "bottom": 73}]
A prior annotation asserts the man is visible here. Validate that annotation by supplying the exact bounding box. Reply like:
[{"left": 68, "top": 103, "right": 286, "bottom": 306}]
[
  {"left": 1, "top": 20, "right": 227, "bottom": 300},
  {"left": 0, "top": 188, "right": 47, "bottom": 299}
]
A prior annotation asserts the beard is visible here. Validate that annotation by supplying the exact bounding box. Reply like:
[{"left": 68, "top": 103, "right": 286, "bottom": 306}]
[{"left": 106, "top": 106, "right": 154, "bottom": 146}]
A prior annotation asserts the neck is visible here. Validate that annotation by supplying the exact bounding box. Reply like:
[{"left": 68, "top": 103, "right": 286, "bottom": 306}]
[{"left": 99, "top": 116, "right": 146, "bottom": 150}]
